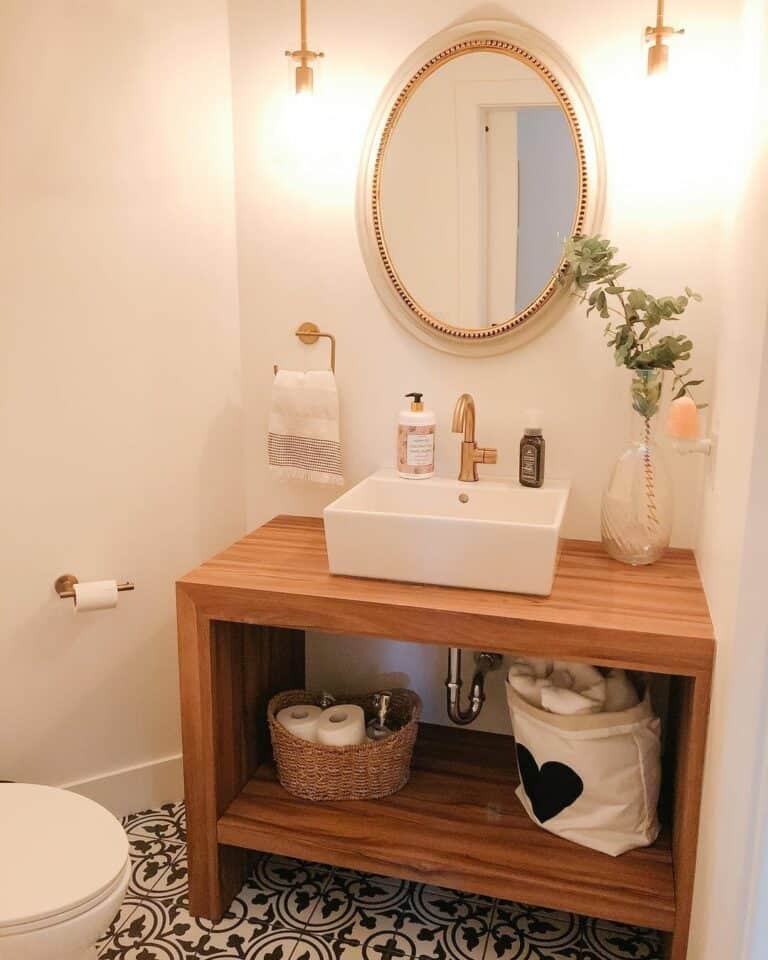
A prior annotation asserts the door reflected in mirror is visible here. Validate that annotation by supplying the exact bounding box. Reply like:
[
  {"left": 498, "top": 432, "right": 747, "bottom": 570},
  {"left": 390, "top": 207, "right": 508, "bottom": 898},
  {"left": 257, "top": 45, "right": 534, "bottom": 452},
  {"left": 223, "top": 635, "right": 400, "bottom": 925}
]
[{"left": 380, "top": 51, "right": 579, "bottom": 330}]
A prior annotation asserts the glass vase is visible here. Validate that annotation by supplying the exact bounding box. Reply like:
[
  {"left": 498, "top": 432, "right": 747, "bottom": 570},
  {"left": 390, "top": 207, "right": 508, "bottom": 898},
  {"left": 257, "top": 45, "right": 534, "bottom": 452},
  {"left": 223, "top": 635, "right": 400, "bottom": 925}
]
[{"left": 601, "top": 370, "right": 673, "bottom": 565}]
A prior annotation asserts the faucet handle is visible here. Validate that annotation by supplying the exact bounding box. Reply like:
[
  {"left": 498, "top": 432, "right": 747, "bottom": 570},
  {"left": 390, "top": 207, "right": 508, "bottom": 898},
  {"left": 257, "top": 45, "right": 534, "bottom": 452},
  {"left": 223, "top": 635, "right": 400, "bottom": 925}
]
[{"left": 479, "top": 447, "right": 498, "bottom": 465}]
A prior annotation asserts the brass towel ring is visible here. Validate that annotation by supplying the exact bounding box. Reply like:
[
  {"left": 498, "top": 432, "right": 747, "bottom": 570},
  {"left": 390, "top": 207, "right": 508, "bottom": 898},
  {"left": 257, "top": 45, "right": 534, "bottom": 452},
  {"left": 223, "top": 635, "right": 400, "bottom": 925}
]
[{"left": 273, "top": 322, "right": 336, "bottom": 375}]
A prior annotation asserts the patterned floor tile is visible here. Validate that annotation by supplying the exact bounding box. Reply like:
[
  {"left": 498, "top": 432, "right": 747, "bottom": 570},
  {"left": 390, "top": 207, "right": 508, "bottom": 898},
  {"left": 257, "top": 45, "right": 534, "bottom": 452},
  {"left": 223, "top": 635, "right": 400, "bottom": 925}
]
[
  {"left": 128, "top": 838, "right": 186, "bottom": 895},
  {"left": 581, "top": 917, "right": 661, "bottom": 959},
  {"left": 101, "top": 910, "right": 312, "bottom": 959},
  {"left": 99, "top": 848, "right": 335, "bottom": 959},
  {"left": 396, "top": 883, "right": 493, "bottom": 960},
  {"left": 485, "top": 901, "right": 582, "bottom": 959},
  {"left": 99, "top": 889, "right": 288, "bottom": 959},
  {"left": 331, "top": 865, "right": 417, "bottom": 888},
  {"left": 159, "top": 851, "right": 333, "bottom": 931},
  {"left": 97, "top": 803, "right": 664, "bottom": 960},
  {"left": 97, "top": 803, "right": 187, "bottom": 951},
  {"left": 123, "top": 800, "right": 187, "bottom": 847},
  {"left": 302, "top": 870, "right": 411, "bottom": 957}
]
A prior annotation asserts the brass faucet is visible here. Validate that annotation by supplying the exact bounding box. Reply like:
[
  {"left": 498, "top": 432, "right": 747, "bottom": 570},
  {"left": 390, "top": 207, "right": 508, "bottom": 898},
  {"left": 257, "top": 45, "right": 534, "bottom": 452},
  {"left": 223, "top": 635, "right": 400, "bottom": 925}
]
[{"left": 451, "top": 393, "right": 498, "bottom": 482}]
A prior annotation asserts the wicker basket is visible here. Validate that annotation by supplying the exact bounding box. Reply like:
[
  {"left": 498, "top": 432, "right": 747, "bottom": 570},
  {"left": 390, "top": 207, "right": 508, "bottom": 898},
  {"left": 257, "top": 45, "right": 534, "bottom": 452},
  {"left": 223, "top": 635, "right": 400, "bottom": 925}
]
[{"left": 267, "top": 689, "right": 421, "bottom": 801}]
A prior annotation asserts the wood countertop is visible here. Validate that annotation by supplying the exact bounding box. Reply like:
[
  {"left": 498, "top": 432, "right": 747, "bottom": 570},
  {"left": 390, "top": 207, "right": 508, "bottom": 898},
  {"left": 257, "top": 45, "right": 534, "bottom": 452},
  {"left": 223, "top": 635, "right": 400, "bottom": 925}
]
[{"left": 178, "top": 516, "right": 714, "bottom": 676}]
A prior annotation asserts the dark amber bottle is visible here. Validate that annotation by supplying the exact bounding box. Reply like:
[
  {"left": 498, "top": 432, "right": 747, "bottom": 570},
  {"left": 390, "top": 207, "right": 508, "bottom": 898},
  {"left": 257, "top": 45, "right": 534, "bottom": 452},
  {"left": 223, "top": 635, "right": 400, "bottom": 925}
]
[{"left": 519, "top": 425, "right": 545, "bottom": 488}]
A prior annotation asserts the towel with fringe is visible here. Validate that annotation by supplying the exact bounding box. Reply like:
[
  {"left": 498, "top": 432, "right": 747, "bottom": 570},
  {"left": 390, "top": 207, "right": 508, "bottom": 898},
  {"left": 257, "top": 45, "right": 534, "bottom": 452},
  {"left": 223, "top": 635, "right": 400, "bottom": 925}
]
[{"left": 268, "top": 370, "right": 343, "bottom": 485}]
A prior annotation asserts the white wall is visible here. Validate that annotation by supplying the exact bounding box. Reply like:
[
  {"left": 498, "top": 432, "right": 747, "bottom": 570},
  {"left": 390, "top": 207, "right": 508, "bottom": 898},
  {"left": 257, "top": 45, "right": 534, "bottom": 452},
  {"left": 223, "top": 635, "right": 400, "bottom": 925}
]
[
  {"left": 0, "top": 0, "right": 244, "bottom": 815},
  {"left": 228, "top": 0, "right": 735, "bottom": 731},
  {"left": 690, "top": 0, "right": 768, "bottom": 954}
]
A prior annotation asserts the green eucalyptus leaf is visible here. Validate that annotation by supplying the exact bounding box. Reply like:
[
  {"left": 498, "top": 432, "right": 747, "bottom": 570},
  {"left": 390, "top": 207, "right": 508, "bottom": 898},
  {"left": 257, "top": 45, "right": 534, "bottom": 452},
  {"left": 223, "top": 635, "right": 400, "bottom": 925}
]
[{"left": 562, "top": 232, "right": 704, "bottom": 390}]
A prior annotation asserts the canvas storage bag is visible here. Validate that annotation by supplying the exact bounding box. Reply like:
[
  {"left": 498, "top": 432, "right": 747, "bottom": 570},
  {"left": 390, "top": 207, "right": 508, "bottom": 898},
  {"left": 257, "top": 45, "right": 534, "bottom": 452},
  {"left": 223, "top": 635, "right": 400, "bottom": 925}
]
[{"left": 506, "top": 684, "right": 662, "bottom": 856}]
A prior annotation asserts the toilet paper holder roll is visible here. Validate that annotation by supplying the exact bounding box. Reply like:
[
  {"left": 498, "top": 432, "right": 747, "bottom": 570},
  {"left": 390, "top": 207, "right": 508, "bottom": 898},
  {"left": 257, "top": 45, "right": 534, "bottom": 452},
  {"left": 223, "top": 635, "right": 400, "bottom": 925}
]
[{"left": 54, "top": 574, "right": 135, "bottom": 600}]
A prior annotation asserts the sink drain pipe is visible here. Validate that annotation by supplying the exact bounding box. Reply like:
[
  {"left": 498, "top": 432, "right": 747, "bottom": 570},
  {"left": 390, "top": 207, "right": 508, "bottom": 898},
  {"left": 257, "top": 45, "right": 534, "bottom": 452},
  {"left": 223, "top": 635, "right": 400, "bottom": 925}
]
[{"left": 446, "top": 649, "right": 503, "bottom": 725}]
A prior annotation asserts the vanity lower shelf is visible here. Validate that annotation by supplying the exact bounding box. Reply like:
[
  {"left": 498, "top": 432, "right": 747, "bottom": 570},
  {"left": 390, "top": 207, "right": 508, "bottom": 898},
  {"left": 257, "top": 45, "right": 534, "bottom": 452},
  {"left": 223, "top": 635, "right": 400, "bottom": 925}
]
[{"left": 217, "top": 723, "right": 674, "bottom": 932}]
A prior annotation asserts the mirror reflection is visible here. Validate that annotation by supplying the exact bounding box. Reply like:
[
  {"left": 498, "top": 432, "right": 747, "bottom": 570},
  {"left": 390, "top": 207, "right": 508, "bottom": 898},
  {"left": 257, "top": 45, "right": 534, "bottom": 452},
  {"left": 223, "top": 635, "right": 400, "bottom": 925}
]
[{"left": 380, "top": 51, "right": 579, "bottom": 330}]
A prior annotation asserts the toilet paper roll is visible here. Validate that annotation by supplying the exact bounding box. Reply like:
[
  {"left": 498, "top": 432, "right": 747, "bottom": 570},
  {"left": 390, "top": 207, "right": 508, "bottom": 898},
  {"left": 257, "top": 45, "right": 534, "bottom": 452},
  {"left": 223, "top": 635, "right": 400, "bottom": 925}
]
[
  {"left": 276, "top": 704, "right": 323, "bottom": 742},
  {"left": 73, "top": 580, "right": 119, "bottom": 612},
  {"left": 315, "top": 704, "right": 366, "bottom": 747}
]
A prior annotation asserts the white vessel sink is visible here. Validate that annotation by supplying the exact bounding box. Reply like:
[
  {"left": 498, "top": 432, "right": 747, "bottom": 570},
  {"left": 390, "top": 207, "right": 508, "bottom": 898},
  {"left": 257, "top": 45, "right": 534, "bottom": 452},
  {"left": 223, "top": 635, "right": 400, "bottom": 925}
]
[{"left": 323, "top": 470, "right": 570, "bottom": 596}]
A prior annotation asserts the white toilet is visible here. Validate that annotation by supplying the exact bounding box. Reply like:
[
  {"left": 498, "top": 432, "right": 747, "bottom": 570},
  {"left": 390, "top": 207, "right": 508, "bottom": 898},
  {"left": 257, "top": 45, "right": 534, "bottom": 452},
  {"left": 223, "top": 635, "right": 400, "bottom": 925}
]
[{"left": 0, "top": 783, "right": 130, "bottom": 960}]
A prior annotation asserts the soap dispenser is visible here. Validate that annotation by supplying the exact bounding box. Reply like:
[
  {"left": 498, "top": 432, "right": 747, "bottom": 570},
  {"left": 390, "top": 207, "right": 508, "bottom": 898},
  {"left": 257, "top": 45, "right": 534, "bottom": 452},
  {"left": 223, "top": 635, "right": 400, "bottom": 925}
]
[{"left": 397, "top": 392, "right": 436, "bottom": 479}]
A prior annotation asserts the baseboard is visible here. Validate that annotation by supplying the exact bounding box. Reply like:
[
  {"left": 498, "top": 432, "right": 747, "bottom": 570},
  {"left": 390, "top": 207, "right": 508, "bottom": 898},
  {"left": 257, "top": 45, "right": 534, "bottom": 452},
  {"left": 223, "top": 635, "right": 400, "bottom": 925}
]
[{"left": 60, "top": 753, "right": 184, "bottom": 819}]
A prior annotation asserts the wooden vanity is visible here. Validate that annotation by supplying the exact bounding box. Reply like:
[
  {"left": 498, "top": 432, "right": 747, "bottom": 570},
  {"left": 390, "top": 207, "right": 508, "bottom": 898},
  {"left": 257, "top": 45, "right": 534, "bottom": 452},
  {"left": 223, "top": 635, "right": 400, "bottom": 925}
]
[{"left": 176, "top": 516, "right": 713, "bottom": 960}]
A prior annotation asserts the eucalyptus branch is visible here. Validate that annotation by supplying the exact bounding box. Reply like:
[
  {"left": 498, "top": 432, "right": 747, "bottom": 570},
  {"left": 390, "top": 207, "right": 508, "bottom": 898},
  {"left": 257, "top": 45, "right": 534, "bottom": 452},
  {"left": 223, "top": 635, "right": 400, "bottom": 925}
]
[
  {"left": 561, "top": 234, "right": 705, "bottom": 418},
  {"left": 570, "top": 288, "right": 626, "bottom": 323}
]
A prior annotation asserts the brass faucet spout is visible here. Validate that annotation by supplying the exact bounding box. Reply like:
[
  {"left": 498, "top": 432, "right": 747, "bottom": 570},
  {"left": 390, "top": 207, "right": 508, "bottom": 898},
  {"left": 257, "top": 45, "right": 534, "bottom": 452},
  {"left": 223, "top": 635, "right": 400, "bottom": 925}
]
[
  {"left": 451, "top": 393, "right": 497, "bottom": 482},
  {"left": 451, "top": 393, "right": 476, "bottom": 442}
]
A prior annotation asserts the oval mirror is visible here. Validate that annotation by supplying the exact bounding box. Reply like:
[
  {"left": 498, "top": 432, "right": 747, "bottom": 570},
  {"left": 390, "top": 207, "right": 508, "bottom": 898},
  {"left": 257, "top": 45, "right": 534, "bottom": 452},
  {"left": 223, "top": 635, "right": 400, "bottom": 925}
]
[{"left": 358, "top": 21, "right": 604, "bottom": 355}]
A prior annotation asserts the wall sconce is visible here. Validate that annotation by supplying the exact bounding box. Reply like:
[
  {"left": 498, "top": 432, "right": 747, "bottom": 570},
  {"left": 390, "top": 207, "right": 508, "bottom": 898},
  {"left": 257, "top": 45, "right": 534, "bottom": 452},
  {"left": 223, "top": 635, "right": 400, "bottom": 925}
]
[
  {"left": 645, "top": 0, "right": 685, "bottom": 76},
  {"left": 285, "top": 0, "right": 324, "bottom": 95}
]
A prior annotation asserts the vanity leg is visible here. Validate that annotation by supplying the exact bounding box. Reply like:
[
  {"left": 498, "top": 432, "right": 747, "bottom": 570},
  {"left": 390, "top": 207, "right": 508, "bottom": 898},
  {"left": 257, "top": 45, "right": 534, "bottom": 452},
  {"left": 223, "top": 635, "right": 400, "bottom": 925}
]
[
  {"left": 177, "top": 589, "right": 305, "bottom": 920},
  {"left": 665, "top": 672, "right": 712, "bottom": 960},
  {"left": 176, "top": 597, "right": 246, "bottom": 919}
]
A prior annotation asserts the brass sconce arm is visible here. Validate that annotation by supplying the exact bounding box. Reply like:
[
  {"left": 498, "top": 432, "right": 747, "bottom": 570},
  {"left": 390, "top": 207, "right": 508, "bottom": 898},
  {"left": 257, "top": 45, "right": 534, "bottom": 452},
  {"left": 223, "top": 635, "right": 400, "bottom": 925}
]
[
  {"left": 645, "top": 0, "right": 685, "bottom": 75},
  {"left": 285, "top": 0, "right": 324, "bottom": 94}
]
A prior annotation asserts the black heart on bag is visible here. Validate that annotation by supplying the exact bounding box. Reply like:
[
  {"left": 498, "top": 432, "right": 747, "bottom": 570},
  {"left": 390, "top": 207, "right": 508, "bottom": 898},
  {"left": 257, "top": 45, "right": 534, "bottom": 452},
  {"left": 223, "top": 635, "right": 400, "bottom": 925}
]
[{"left": 515, "top": 742, "right": 584, "bottom": 823}]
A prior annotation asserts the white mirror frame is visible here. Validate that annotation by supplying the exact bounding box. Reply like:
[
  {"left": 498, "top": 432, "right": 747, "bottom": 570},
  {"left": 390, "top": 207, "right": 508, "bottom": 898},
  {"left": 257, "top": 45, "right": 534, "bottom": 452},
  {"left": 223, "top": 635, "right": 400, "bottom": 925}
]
[{"left": 357, "top": 19, "right": 605, "bottom": 357}]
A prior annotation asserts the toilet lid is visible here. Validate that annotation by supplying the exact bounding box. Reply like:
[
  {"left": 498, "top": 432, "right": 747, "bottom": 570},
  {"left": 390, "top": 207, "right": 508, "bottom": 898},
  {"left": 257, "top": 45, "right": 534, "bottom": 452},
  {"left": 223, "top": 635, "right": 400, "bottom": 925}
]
[{"left": 0, "top": 784, "right": 129, "bottom": 928}]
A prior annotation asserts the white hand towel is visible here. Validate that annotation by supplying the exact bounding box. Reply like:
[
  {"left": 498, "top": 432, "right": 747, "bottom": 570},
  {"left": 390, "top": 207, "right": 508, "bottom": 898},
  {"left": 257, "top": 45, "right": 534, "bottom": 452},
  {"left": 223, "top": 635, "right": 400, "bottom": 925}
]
[{"left": 268, "top": 370, "right": 343, "bottom": 485}]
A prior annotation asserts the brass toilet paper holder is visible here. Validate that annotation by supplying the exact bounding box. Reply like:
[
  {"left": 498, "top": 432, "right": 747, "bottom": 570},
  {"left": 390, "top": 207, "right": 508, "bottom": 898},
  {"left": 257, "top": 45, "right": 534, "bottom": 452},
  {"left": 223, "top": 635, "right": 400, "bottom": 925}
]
[{"left": 54, "top": 574, "right": 135, "bottom": 601}]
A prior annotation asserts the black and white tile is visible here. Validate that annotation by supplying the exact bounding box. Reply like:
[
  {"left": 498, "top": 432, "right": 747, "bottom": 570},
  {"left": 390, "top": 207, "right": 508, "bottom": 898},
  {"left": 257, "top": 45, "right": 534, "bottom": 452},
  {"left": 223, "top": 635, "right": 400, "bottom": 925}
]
[{"left": 98, "top": 802, "right": 662, "bottom": 960}]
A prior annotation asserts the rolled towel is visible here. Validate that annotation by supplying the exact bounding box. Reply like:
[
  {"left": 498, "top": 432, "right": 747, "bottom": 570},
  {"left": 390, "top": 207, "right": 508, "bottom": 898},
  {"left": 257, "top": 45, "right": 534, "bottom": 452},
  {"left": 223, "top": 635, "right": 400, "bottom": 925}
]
[
  {"left": 540, "top": 684, "right": 605, "bottom": 716},
  {"left": 514, "top": 658, "right": 606, "bottom": 716},
  {"left": 507, "top": 657, "right": 535, "bottom": 678},
  {"left": 552, "top": 661, "right": 605, "bottom": 693},
  {"left": 507, "top": 657, "right": 638, "bottom": 717},
  {"left": 604, "top": 669, "right": 639, "bottom": 713},
  {"left": 507, "top": 657, "right": 554, "bottom": 709},
  {"left": 548, "top": 667, "right": 575, "bottom": 690},
  {"left": 509, "top": 674, "right": 552, "bottom": 709},
  {"left": 526, "top": 657, "right": 553, "bottom": 679},
  {"left": 507, "top": 656, "right": 553, "bottom": 679},
  {"left": 552, "top": 660, "right": 606, "bottom": 708}
]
